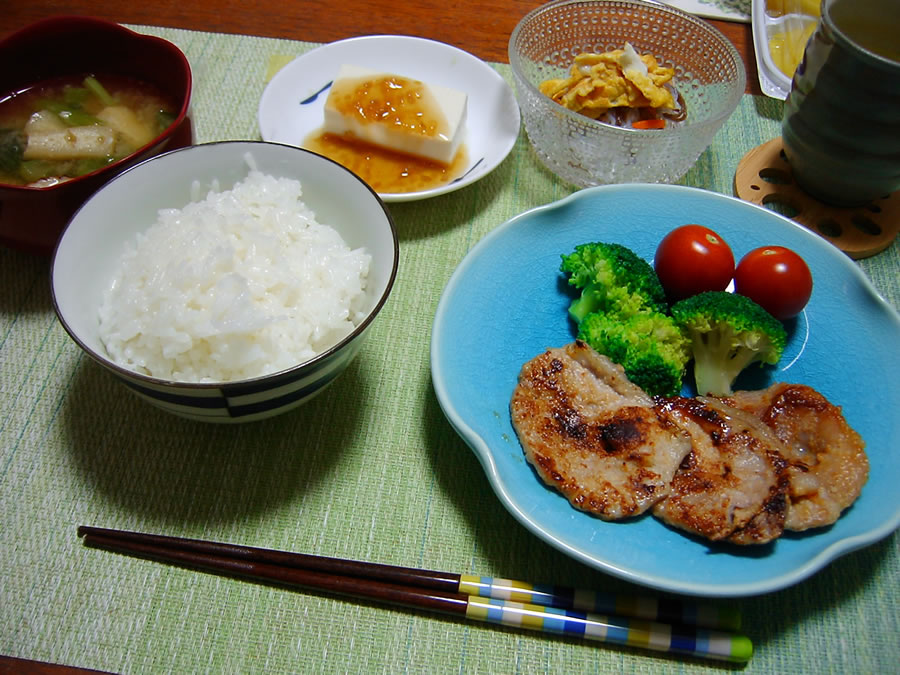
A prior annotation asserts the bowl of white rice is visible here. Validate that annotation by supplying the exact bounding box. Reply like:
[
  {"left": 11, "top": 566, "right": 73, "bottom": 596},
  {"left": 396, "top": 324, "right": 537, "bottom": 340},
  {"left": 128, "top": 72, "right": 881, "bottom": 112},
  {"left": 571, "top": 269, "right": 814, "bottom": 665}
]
[{"left": 51, "top": 140, "right": 398, "bottom": 422}]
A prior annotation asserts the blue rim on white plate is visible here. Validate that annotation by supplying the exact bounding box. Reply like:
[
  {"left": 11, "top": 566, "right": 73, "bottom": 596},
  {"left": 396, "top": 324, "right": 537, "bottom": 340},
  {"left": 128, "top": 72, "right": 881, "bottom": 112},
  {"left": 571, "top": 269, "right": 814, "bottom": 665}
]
[
  {"left": 430, "top": 184, "right": 900, "bottom": 597},
  {"left": 258, "top": 35, "right": 521, "bottom": 202}
]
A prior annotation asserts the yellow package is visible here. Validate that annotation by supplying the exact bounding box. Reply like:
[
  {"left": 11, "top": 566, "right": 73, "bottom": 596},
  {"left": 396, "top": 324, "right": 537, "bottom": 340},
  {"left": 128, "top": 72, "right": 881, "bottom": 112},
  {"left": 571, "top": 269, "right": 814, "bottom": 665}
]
[{"left": 765, "top": 0, "right": 821, "bottom": 79}]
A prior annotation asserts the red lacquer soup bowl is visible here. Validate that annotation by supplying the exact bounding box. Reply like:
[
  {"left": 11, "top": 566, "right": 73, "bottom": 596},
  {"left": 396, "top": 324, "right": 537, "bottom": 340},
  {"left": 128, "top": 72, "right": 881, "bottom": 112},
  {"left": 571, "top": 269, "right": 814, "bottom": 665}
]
[{"left": 0, "top": 16, "right": 193, "bottom": 256}]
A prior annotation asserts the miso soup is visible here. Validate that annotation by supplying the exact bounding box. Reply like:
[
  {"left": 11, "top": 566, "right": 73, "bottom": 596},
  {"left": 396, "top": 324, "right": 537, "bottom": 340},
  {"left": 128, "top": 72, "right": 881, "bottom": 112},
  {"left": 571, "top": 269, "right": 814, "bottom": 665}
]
[{"left": 0, "top": 73, "right": 177, "bottom": 187}]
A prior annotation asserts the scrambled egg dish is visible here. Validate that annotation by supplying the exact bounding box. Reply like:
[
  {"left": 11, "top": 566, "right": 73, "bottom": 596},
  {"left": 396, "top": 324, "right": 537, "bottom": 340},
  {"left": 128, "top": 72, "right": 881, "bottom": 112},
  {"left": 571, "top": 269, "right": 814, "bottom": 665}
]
[{"left": 539, "top": 44, "right": 678, "bottom": 122}]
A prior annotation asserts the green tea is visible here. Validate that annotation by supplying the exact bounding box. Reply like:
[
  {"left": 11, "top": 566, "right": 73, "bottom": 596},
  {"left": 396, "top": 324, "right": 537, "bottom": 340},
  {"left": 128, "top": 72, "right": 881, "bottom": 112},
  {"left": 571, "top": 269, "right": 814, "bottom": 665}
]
[{"left": 829, "top": 0, "right": 900, "bottom": 62}]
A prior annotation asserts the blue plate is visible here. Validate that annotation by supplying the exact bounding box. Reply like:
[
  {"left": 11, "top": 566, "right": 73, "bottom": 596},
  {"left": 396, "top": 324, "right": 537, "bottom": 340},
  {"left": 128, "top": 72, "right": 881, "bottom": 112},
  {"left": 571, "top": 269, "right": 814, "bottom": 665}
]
[{"left": 431, "top": 184, "right": 900, "bottom": 597}]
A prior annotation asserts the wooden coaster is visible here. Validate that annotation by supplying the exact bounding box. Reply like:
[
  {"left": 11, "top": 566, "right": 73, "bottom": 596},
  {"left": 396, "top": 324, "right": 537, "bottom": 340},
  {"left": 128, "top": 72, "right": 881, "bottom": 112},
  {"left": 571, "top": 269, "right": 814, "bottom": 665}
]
[{"left": 734, "top": 138, "right": 899, "bottom": 259}]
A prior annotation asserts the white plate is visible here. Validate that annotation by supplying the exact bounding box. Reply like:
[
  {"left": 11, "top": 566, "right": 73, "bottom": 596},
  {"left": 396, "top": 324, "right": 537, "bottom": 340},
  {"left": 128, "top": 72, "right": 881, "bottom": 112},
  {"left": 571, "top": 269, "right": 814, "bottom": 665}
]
[{"left": 258, "top": 35, "right": 521, "bottom": 202}]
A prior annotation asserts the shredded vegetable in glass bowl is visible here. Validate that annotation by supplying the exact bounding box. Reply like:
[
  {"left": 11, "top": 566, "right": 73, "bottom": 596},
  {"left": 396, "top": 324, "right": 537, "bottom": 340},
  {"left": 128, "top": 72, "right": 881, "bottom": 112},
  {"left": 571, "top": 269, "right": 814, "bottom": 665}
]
[
  {"left": 509, "top": 0, "right": 745, "bottom": 187},
  {"left": 539, "top": 43, "right": 688, "bottom": 130}
]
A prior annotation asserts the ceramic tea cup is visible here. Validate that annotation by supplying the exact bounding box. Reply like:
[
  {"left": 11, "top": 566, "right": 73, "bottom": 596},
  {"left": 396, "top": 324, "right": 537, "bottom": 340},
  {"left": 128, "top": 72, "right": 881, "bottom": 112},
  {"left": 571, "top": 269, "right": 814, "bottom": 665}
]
[{"left": 781, "top": 0, "right": 900, "bottom": 207}]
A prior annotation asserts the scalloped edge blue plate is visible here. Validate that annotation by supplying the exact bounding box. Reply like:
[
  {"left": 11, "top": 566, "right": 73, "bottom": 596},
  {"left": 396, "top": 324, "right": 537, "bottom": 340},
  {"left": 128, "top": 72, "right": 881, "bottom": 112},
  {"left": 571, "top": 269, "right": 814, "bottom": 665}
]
[{"left": 431, "top": 184, "right": 900, "bottom": 597}]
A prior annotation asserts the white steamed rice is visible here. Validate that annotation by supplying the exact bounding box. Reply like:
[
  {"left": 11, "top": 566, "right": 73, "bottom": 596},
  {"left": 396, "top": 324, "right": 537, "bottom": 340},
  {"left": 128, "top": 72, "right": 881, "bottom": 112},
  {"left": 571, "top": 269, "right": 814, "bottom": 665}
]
[{"left": 98, "top": 168, "right": 371, "bottom": 383}]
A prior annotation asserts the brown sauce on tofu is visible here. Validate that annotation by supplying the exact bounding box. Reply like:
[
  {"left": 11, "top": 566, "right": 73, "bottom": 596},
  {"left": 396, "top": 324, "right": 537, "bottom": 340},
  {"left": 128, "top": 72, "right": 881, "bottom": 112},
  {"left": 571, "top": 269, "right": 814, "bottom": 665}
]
[
  {"left": 303, "top": 131, "right": 467, "bottom": 193},
  {"left": 303, "top": 73, "right": 467, "bottom": 194}
]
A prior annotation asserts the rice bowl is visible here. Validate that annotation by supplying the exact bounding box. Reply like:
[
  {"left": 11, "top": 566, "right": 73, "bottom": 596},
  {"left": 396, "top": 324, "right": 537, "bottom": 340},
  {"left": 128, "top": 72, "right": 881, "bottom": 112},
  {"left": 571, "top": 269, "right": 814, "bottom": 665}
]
[
  {"left": 51, "top": 141, "right": 398, "bottom": 422},
  {"left": 99, "top": 167, "right": 372, "bottom": 383}
]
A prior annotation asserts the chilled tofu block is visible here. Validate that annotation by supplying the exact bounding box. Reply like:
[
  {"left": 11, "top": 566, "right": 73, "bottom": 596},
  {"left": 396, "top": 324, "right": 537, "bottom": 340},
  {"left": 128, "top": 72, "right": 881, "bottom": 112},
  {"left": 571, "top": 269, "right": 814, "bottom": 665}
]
[{"left": 323, "top": 64, "right": 467, "bottom": 164}]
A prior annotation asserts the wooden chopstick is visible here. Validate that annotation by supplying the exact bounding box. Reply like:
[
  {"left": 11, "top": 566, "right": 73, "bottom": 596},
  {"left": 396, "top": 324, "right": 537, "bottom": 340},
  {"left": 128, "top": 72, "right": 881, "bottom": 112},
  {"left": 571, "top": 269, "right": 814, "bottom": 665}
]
[
  {"left": 77, "top": 526, "right": 752, "bottom": 663},
  {"left": 77, "top": 525, "right": 739, "bottom": 630}
]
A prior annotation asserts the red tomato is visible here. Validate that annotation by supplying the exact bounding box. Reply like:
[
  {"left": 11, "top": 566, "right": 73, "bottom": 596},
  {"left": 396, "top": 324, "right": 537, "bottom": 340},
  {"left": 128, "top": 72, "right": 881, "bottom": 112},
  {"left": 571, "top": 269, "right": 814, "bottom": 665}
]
[
  {"left": 734, "top": 246, "right": 813, "bottom": 319},
  {"left": 654, "top": 225, "right": 735, "bottom": 301}
]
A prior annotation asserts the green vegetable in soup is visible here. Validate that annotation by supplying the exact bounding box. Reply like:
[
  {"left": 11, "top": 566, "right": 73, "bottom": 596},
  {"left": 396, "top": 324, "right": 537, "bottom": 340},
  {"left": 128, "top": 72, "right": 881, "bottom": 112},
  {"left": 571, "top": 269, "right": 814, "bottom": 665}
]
[
  {"left": 157, "top": 110, "right": 176, "bottom": 129},
  {"left": 18, "top": 159, "right": 56, "bottom": 182},
  {"left": 71, "top": 156, "right": 112, "bottom": 175},
  {"left": 63, "top": 86, "right": 90, "bottom": 108},
  {"left": 83, "top": 76, "right": 117, "bottom": 106},
  {"left": 0, "top": 129, "right": 25, "bottom": 173},
  {"left": 36, "top": 102, "right": 104, "bottom": 127},
  {"left": 19, "top": 156, "right": 110, "bottom": 182}
]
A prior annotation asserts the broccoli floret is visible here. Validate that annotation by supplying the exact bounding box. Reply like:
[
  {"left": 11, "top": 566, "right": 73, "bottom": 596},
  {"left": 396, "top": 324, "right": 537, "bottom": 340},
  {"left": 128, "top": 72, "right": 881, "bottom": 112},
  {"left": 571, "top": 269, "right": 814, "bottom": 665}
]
[
  {"left": 561, "top": 242, "right": 667, "bottom": 323},
  {"left": 577, "top": 310, "right": 690, "bottom": 397},
  {"left": 567, "top": 282, "right": 654, "bottom": 324},
  {"left": 671, "top": 291, "right": 788, "bottom": 396}
]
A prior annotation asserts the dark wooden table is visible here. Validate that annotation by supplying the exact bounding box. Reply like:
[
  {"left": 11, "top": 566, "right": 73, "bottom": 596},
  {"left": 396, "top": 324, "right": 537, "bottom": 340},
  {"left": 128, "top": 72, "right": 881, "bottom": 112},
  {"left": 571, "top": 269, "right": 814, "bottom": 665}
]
[{"left": 0, "top": 0, "right": 762, "bottom": 95}]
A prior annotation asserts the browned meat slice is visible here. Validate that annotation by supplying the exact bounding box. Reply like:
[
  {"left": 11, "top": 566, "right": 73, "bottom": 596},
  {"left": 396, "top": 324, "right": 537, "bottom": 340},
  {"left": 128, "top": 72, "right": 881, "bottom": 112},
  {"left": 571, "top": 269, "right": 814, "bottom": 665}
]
[
  {"left": 510, "top": 343, "right": 867, "bottom": 546},
  {"left": 652, "top": 396, "right": 789, "bottom": 545},
  {"left": 510, "top": 341, "right": 692, "bottom": 520},
  {"left": 727, "top": 383, "right": 868, "bottom": 531}
]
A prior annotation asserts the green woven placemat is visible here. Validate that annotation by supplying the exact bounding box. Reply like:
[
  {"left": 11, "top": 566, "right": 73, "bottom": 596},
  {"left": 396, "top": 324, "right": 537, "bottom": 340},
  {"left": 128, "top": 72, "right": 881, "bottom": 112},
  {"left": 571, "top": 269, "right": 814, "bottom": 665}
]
[{"left": 1, "top": 26, "right": 897, "bottom": 675}]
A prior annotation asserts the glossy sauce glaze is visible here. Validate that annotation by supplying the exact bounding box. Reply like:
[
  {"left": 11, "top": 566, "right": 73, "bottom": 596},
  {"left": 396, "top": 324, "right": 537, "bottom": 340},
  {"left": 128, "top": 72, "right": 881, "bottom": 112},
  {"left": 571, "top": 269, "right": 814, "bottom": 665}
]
[
  {"left": 305, "top": 73, "right": 467, "bottom": 194},
  {"left": 304, "top": 132, "right": 468, "bottom": 193}
]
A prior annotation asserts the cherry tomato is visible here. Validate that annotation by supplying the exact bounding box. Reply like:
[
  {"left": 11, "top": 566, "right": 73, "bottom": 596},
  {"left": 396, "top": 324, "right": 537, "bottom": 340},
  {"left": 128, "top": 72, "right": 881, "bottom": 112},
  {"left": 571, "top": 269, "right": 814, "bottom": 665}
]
[
  {"left": 734, "top": 246, "right": 812, "bottom": 319},
  {"left": 654, "top": 225, "right": 735, "bottom": 301}
]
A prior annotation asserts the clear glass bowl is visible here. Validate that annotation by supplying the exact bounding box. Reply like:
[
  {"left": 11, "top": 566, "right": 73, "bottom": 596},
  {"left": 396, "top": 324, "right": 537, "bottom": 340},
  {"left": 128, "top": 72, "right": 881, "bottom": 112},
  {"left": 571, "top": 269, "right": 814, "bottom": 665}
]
[{"left": 509, "top": 0, "right": 746, "bottom": 187}]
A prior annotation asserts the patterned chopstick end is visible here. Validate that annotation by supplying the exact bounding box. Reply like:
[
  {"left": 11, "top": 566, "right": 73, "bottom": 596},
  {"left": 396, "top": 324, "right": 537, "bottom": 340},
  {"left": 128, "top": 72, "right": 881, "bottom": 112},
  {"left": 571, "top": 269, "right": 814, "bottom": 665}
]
[
  {"left": 464, "top": 597, "right": 752, "bottom": 663},
  {"left": 458, "top": 574, "right": 742, "bottom": 632}
]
